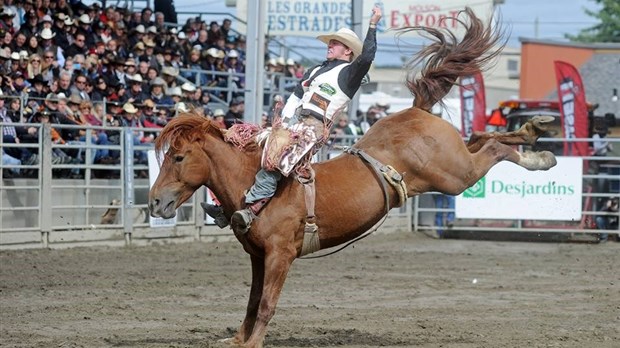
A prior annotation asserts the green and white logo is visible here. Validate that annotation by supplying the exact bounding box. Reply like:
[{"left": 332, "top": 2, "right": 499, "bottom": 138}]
[
  {"left": 463, "top": 177, "right": 485, "bottom": 198},
  {"left": 318, "top": 83, "right": 336, "bottom": 96}
]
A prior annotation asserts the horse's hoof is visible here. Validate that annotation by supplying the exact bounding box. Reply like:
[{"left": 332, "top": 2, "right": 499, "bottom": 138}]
[
  {"left": 530, "top": 115, "right": 555, "bottom": 128},
  {"left": 531, "top": 115, "right": 555, "bottom": 123}
]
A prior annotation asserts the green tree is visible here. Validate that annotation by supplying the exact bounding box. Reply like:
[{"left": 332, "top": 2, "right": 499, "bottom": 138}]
[{"left": 566, "top": 0, "right": 620, "bottom": 43}]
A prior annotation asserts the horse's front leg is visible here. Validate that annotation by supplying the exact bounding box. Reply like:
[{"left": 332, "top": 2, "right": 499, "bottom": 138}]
[
  {"left": 242, "top": 249, "right": 296, "bottom": 348},
  {"left": 231, "top": 254, "right": 264, "bottom": 344}
]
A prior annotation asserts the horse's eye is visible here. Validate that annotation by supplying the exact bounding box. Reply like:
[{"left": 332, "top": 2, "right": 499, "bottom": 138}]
[{"left": 174, "top": 155, "right": 184, "bottom": 163}]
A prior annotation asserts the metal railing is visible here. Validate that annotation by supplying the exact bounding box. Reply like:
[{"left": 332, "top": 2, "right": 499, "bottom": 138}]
[{"left": 1, "top": 123, "right": 618, "bottom": 248}]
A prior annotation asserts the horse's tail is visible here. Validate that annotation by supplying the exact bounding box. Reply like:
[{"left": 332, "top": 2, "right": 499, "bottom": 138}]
[{"left": 399, "top": 7, "right": 506, "bottom": 111}]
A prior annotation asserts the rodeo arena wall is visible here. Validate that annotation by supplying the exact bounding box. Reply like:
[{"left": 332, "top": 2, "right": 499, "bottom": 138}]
[{"left": 2, "top": 0, "right": 620, "bottom": 249}]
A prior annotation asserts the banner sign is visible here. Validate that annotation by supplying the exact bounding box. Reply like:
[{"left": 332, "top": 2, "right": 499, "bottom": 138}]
[
  {"left": 554, "top": 61, "right": 589, "bottom": 156},
  {"left": 236, "top": 0, "right": 494, "bottom": 37},
  {"left": 459, "top": 71, "right": 486, "bottom": 137},
  {"left": 455, "top": 157, "right": 583, "bottom": 220}
]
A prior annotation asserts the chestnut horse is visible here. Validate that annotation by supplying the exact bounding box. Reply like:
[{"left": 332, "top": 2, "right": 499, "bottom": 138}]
[{"left": 149, "top": 9, "right": 556, "bottom": 348}]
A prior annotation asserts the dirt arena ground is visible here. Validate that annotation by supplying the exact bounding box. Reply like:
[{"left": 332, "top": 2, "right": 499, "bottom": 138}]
[{"left": 1, "top": 231, "right": 618, "bottom": 348}]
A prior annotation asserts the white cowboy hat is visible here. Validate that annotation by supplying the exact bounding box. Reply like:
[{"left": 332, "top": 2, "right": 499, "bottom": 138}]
[
  {"left": 168, "top": 86, "right": 182, "bottom": 97},
  {"left": 181, "top": 82, "right": 196, "bottom": 92},
  {"left": 40, "top": 28, "right": 56, "bottom": 40},
  {"left": 161, "top": 66, "right": 179, "bottom": 77},
  {"left": 206, "top": 48, "right": 219, "bottom": 58},
  {"left": 79, "top": 14, "right": 92, "bottom": 24},
  {"left": 175, "top": 102, "right": 189, "bottom": 113},
  {"left": 227, "top": 50, "right": 239, "bottom": 58},
  {"left": 213, "top": 109, "right": 225, "bottom": 117},
  {"left": 127, "top": 74, "right": 142, "bottom": 83},
  {"left": 317, "top": 27, "right": 362, "bottom": 58},
  {"left": 123, "top": 103, "right": 138, "bottom": 114}
]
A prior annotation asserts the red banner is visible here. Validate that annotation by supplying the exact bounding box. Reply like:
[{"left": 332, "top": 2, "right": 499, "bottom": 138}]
[
  {"left": 459, "top": 72, "right": 486, "bottom": 137},
  {"left": 554, "top": 61, "right": 589, "bottom": 156}
]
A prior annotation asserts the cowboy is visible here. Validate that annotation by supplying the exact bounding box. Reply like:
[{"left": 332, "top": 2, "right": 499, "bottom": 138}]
[{"left": 224, "top": 6, "right": 382, "bottom": 234}]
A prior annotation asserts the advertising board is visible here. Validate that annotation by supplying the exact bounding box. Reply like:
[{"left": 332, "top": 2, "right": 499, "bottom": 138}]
[{"left": 455, "top": 157, "right": 583, "bottom": 220}]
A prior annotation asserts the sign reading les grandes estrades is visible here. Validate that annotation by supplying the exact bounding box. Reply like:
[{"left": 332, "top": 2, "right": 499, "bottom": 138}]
[{"left": 236, "top": 0, "right": 494, "bottom": 38}]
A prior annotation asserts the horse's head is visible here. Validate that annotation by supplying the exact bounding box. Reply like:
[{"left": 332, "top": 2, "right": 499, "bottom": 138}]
[{"left": 149, "top": 113, "right": 221, "bottom": 218}]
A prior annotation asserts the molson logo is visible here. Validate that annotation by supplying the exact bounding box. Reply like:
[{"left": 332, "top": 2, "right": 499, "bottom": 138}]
[{"left": 463, "top": 177, "right": 575, "bottom": 199}]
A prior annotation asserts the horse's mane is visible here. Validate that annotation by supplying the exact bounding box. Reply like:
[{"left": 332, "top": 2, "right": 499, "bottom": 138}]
[
  {"left": 154, "top": 112, "right": 223, "bottom": 154},
  {"left": 397, "top": 7, "right": 506, "bottom": 111}
]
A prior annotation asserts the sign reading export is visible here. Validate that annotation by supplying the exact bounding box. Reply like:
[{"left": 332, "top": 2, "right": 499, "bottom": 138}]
[
  {"left": 455, "top": 157, "right": 583, "bottom": 221},
  {"left": 236, "top": 0, "right": 494, "bottom": 37}
]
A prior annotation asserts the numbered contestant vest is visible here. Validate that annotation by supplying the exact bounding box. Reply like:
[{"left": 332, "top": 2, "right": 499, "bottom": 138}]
[{"left": 300, "top": 63, "right": 351, "bottom": 122}]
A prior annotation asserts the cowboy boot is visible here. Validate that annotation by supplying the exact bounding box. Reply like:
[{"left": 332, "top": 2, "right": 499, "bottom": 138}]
[
  {"left": 231, "top": 198, "right": 271, "bottom": 235},
  {"left": 200, "top": 202, "right": 229, "bottom": 229}
]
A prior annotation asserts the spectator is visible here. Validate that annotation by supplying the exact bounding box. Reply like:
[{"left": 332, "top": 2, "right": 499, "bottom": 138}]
[
  {"left": 27, "top": 73, "right": 46, "bottom": 104},
  {"left": 145, "top": 64, "right": 158, "bottom": 81},
  {"left": 56, "top": 70, "right": 72, "bottom": 96},
  {"left": 595, "top": 197, "right": 619, "bottom": 243},
  {"left": 161, "top": 66, "right": 178, "bottom": 90},
  {"left": 76, "top": 14, "right": 96, "bottom": 48},
  {"left": 200, "top": 91, "right": 213, "bottom": 117},
  {"left": 140, "top": 7, "right": 153, "bottom": 27},
  {"left": 25, "top": 53, "right": 42, "bottom": 79},
  {"left": 195, "top": 29, "right": 209, "bottom": 50},
  {"left": 180, "top": 82, "right": 198, "bottom": 106},
  {"left": 127, "top": 24, "right": 145, "bottom": 49},
  {"left": 168, "top": 86, "right": 182, "bottom": 105},
  {"left": 31, "top": 110, "right": 76, "bottom": 169},
  {"left": 225, "top": 49, "right": 244, "bottom": 90},
  {"left": 124, "top": 58, "right": 138, "bottom": 79},
  {"left": 125, "top": 73, "right": 147, "bottom": 105},
  {"left": 69, "top": 72, "right": 91, "bottom": 101},
  {"left": 0, "top": 49, "right": 9, "bottom": 75},
  {"left": 1, "top": 94, "right": 38, "bottom": 165},
  {"left": 40, "top": 49, "right": 56, "bottom": 82},
  {"left": 146, "top": 77, "right": 169, "bottom": 106},
  {"left": 0, "top": 8, "right": 17, "bottom": 36},
  {"left": 25, "top": 33, "right": 39, "bottom": 55},
  {"left": 10, "top": 71, "right": 27, "bottom": 94},
  {"left": 90, "top": 75, "right": 107, "bottom": 101},
  {"left": 224, "top": 96, "right": 244, "bottom": 128},
  {"left": 38, "top": 27, "right": 60, "bottom": 59},
  {"left": 140, "top": 99, "right": 166, "bottom": 129},
  {"left": 64, "top": 32, "right": 87, "bottom": 59},
  {"left": 221, "top": 19, "right": 232, "bottom": 40},
  {"left": 212, "top": 108, "right": 226, "bottom": 129},
  {"left": 20, "top": 10, "right": 39, "bottom": 37},
  {"left": 154, "top": 12, "right": 165, "bottom": 32},
  {"left": 119, "top": 102, "right": 148, "bottom": 164},
  {"left": 207, "top": 21, "right": 222, "bottom": 46},
  {"left": 330, "top": 115, "right": 354, "bottom": 144}
]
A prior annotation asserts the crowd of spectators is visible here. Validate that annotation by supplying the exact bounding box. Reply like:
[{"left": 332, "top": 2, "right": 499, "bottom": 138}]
[
  {"left": 1, "top": 1, "right": 387, "bottom": 180},
  {"left": 0, "top": 0, "right": 305, "bottom": 178}
]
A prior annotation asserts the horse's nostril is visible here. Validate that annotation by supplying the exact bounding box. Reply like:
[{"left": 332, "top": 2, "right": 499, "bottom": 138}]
[{"left": 149, "top": 199, "right": 160, "bottom": 212}]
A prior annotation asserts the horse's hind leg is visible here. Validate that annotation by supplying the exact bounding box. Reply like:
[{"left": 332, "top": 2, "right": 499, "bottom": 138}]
[
  {"left": 466, "top": 116, "right": 555, "bottom": 153},
  {"left": 463, "top": 139, "right": 556, "bottom": 190}
]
